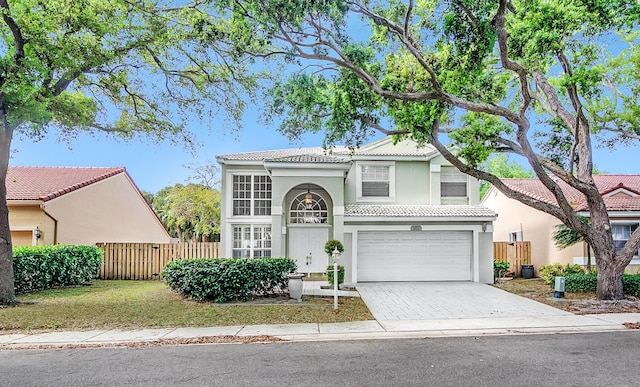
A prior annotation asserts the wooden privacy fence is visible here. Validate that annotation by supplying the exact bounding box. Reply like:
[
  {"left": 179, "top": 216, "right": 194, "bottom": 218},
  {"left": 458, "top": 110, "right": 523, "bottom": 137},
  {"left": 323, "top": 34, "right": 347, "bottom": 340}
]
[
  {"left": 493, "top": 241, "right": 531, "bottom": 277},
  {"left": 98, "top": 242, "right": 220, "bottom": 280}
]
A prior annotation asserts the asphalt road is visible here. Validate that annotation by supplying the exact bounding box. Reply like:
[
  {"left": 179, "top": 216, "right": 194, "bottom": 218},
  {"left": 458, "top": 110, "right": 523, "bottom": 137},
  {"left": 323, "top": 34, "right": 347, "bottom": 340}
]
[{"left": 2, "top": 331, "right": 640, "bottom": 386}]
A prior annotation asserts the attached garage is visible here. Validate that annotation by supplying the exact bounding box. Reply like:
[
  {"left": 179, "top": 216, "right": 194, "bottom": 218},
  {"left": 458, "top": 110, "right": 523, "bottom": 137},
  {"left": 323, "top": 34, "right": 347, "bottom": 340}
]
[{"left": 357, "top": 230, "right": 472, "bottom": 281}]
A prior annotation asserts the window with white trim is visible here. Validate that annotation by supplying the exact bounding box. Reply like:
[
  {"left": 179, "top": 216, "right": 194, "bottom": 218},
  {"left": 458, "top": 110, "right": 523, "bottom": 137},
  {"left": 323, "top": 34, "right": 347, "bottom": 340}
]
[
  {"left": 612, "top": 223, "right": 639, "bottom": 253},
  {"left": 441, "top": 167, "right": 467, "bottom": 197},
  {"left": 356, "top": 162, "right": 395, "bottom": 201},
  {"left": 289, "top": 191, "right": 328, "bottom": 224},
  {"left": 232, "top": 225, "right": 271, "bottom": 258},
  {"left": 232, "top": 175, "right": 271, "bottom": 216}
]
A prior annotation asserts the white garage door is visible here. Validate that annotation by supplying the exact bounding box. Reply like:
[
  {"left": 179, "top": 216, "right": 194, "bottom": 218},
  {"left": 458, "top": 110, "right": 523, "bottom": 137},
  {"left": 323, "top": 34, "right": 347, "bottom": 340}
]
[{"left": 357, "top": 231, "right": 472, "bottom": 281}]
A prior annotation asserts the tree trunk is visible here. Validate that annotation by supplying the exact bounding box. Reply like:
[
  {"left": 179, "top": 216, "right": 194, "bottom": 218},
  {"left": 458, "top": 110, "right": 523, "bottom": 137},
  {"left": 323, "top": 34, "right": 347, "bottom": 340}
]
[
  {"left": 0, "top": 124, "right": 15, "bottom": 305},
  {"left": 595, "top": 258, "right": 623, "bottom": 300},
  {"left": 591, "top": 239, "right": 627, "bottom": 300}
]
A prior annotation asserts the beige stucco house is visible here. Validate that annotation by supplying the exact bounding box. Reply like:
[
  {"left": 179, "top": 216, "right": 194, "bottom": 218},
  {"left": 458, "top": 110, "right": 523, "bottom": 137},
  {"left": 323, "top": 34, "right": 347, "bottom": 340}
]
[
  {"left": 482, "top": 175, "right": 640, "bottom": 273},
  {"left": 7, "top": 166, "right": 170, "bottom": 246},
  {"left": 217, "top": 136, "right": 497, "bottom": 284}
]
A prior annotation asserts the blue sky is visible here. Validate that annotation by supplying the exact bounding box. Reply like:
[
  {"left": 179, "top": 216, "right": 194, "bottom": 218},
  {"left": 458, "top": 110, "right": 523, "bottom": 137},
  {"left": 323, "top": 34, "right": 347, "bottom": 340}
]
[{"left": 10, "top": 116, "right": 639, "bottom": 194}]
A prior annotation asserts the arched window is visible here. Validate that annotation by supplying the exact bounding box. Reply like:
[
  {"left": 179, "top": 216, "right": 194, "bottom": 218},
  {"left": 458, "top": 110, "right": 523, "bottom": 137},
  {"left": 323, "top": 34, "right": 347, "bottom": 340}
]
[{"left": 290, "top": 191, "right": 328, "bottom": 224}]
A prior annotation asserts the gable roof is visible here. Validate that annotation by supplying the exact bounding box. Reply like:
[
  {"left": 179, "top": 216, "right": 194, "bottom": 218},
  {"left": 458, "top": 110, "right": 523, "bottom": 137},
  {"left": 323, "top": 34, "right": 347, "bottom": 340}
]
[
  {"left": 495, "top": 175, "right": 640, "bottom": 212},
  {"left": 6, "top": 166, "right": 127, "bottom": 201}
]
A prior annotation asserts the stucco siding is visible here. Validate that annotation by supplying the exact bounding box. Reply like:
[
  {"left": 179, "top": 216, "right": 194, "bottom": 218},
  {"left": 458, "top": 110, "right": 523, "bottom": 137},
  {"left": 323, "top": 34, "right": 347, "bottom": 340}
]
[
  {"left": 8, "top": 205, "right": 50, "bottom": 246},
  {"left": 43, "top": 173, "right": 169, "bottom": 245},
  {"left": 484, "top": 188, "right": 592, "bottom": 272}
]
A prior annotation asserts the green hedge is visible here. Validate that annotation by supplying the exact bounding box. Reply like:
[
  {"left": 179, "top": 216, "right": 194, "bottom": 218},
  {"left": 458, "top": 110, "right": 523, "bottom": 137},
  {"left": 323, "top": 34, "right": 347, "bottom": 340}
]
[
  {"left": 13, "top": 245, "right": 104, "bottom": 293},
  {"left": 539, "top": 263, "right": 585, "bottom": 285},
  {"left": 564, "top": 274, "right": 640, "bottom": 296},
  {"left": 161, "top": 257, "right": 296, "bottom": 303}
]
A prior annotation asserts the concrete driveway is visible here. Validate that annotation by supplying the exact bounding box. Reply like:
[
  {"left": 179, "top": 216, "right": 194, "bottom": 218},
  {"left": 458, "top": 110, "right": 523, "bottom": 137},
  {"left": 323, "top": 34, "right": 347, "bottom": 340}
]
[{"left": 356, "top": 282, "right": 571, "bottom": 322}]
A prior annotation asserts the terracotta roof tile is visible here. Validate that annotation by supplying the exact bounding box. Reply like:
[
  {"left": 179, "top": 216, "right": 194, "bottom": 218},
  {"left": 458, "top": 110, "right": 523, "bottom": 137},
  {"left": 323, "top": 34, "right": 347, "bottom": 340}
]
[
  {"left": 6, "top": 166, "right": 126, "bottom": 201},
  {"left": 500, "top": 175, "right": 640, "bottom": 212}
]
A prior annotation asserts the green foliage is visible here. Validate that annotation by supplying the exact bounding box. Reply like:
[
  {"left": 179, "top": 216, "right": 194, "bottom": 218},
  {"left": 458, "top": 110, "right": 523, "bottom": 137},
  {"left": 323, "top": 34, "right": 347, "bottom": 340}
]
[
  {"left": 161, "top": 257, "right": 296, "bottom": 303},
  {"left": 494, "top": 260, "right": 510, "bottom": 279},
  {"left": 327, "top": 265, "right": 345, "bottom": 286},
  {"left": 324, "top": 239, "right": 344, "bottom": 256},
  {"left": 153, "top": 183, "right": 221, "bottom": 242},
  {"left": 563, "top": 274, "right": 598, "bottom": 293},
  {"left": 564, "top": 274, "right": 640, "bottom": 296},
  {"left": 12, "top": 245, "right": 103, "bottom": 293},
  {"left": 553, "top": 217, "right": 590, "bottom": 249},
  {"left": 479, "top": 154, "right": 534, "bottom": 198},
  {"left": 539, "top": 263, "right": 585, "bottom": 286}
]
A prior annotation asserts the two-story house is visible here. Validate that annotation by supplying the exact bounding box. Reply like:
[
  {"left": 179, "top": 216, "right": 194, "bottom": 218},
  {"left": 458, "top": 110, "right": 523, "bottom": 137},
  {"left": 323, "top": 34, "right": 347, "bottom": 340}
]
[{"left": 216, "top": 137, "right": 496, "bottom": 284}]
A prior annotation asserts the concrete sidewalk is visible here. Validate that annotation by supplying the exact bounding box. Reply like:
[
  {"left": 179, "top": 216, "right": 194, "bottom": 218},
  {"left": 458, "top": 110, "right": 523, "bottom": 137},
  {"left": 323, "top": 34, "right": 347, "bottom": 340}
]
[
  {"left": 2, "top": 313, "right": 639, "bottom": 348},
  {"left": 2, "top": 282, "right": 640, "bottom": 348}
]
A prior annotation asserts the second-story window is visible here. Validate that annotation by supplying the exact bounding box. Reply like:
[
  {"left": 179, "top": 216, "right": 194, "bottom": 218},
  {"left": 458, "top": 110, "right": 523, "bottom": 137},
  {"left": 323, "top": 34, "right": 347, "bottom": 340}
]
[
  {"left": 441, "top": 167, "right": 467, "bottom": 197},
  {"left": 232, "top": 175, "right": 272, "bottom": 216},
  {"left": 357, "top": 162, "right": 395, "bottom": 201}
]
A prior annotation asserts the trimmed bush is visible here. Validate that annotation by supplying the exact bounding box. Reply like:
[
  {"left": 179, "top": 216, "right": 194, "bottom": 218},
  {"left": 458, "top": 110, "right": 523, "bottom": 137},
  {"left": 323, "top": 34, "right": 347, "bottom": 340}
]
[
  {"left": 564, "top": 274, "right": 598, "bottom": 293},
  {"left": 327, "top": 265, "right": 345, "bottom": 286},
  {"left": 324, "top": 239, "right": 344, "bottom": 256},
  {"left": 161, "top": 257, "right": 296, "bottom": 303},
  {"left": 563, "top": 274, "right": 640, "bottom": 297},
  {"left": 13, "top": 245, "right": 103, "bottom": 293},
  {"left": 539, "top": 263, "right": 585, "bottom": 286}
]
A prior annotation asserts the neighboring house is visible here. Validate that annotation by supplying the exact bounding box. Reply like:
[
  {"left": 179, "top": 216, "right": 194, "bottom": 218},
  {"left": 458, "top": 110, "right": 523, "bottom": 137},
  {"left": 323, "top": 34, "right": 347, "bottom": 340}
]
[
  {"left": 6, "top": 166, "right": 171, "bottom": 246},
  {"left": 482, "top": 175, "right": 640, "bottom": 273},
  {"left": 216, "top": 136, "right": 496, "bottom": 284}
]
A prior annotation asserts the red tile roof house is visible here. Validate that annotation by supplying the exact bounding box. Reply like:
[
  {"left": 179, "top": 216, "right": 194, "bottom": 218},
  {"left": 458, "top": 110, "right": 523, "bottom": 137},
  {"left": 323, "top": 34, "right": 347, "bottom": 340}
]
[
  {"left": 482, "top": 175, "right": 640, "bottom": 274},
  {"left": 6, "top": 166, "right": 170, "bottom": 246}
]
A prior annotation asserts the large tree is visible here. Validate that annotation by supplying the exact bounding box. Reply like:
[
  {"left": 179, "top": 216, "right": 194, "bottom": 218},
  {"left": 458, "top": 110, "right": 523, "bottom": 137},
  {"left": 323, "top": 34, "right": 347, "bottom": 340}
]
[
  {"left": 153, "top": 183, "right": 221, "bottom": 242},
  {"left": 201, "top": 0, "right": 640, "bottom": 299},
  {"left": 0, "top": 0, "right": 255, "bottom": 304}
]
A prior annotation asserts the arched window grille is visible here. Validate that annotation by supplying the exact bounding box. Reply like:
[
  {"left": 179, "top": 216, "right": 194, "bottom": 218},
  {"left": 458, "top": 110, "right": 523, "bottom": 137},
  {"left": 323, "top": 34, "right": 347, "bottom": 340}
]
[{"left": 289, "top": 191, "right": 328, "bottom": 224}]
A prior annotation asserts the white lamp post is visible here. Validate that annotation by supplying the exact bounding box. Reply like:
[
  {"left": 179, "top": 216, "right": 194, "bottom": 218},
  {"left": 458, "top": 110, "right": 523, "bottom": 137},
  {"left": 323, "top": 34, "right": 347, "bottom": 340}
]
[{"left": 332, "top": 247, "right": 341, "bottom": 310}]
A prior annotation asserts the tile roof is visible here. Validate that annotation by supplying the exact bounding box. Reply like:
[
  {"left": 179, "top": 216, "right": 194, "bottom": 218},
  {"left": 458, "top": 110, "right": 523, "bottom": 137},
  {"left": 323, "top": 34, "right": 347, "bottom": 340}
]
[
  {"left": 6, "top": 166, "right": 126, "bottom": 201},
  {"left": 345, "top": 204, "right": 496, "bottom": 218},
  {"left": 265, "top": 154, "right": 351, "bottom": 164},
  {"left": 499, "top": 175, "right": 640, "bottom": 212},
  {"left": 217, "top": 146, "right": 350, "bottom": 162},
  {"left": 217, "top": 139, "right": 437, "bottom": 163}
]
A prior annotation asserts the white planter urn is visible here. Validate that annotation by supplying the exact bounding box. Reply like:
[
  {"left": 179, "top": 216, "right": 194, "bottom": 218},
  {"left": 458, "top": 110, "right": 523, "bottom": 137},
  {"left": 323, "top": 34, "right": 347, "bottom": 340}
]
[{"left": 288, "top": 273, "right": 304, "bottom": 302}]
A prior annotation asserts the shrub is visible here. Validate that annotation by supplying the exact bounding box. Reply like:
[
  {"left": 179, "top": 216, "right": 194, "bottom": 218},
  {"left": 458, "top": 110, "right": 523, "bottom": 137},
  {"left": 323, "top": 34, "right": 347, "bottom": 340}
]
[
  {"left": 327, "top": 265, "right": 345, "bottom": 286},
  {"left": 562, "top": 274, "right": 640, "bottom": 296},
  {"left": 539, "top": 263, "right": 585, "bottom": 286},
  {"left": 161, "top": 257, "right": 296, "bottom": 303},
  {"left": 494, "top": 260, "right": 510, "bottom": 279},
  {"left": 324, "top": 239, "right": 344, "bottom": 256},
  {"left": 13, "top": 245, "right": 103, "bottom": 293},
  {"left": 564, "top": 274, "right": 597, "bottom": 293}
]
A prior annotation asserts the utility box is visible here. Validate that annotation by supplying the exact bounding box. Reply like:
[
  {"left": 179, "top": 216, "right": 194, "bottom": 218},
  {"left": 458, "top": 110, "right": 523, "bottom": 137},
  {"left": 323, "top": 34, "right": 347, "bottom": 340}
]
[{"left": 554, "top": 276, "right": 565, "bottom": 298}]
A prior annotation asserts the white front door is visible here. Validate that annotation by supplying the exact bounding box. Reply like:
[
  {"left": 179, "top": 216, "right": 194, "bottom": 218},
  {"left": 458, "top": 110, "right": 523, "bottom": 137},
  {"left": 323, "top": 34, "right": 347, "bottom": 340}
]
[{"left": 288, "top": 227, "right": 329, "bottom": 273}]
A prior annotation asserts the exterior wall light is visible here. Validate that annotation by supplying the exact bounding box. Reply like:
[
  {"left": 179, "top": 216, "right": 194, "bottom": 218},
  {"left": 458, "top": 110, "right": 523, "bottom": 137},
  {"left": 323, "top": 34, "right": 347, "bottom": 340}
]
[{"left": 34, "top": 226, "right": 41, "bottom": 239}]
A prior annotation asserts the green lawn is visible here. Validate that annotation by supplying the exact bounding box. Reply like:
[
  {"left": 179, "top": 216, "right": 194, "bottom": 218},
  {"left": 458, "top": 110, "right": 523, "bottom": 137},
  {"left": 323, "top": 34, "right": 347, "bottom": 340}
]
[{"left": 0, "top": 280, "right": 373, "bottom": 333}]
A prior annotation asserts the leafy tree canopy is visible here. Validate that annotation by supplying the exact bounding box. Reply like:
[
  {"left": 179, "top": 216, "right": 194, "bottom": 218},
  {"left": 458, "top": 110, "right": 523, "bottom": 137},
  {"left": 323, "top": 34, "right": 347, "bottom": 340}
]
[{"left": 0, "top": 0, "right": 257, "bottom": 304}]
